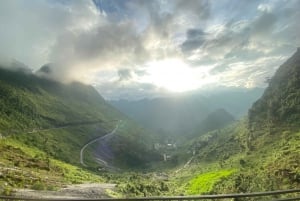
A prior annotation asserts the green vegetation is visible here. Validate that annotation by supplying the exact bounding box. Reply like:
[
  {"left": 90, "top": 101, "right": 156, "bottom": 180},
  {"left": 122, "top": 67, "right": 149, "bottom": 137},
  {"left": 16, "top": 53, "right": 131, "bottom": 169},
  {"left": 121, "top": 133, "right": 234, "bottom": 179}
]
[
  {"left": 188, "top": 170, "right": 235, "bottom": 194},
  {"left": 249, "top": 48, "right": 300, "bottom": 131},
  {"left": 105, "top": 173, "right": 170, "bottom": 197},
  {"left": 0, "top": 67, "right": 161, "bottom": 196},
  {"left": 0, "top": 67, "right": 160, "bottom": 169}
]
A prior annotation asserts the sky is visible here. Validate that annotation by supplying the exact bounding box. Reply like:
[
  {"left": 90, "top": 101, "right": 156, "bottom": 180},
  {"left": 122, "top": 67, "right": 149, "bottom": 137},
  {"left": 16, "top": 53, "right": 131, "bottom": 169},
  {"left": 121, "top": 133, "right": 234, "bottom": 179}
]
[{"left": 0, "top": 0, "right": 299, "bottom": 100}]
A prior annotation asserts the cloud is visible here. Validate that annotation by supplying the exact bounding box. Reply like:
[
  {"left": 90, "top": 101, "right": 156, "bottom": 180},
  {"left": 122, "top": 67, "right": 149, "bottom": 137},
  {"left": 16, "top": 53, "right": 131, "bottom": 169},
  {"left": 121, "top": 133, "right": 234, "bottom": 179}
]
[
  {"left": 0, "top": 0, "right": 100, "bottom": 69},
  {"left": 118, "top": 69, "right": 132, "bottom": 81},
  {"left": 48, "top": 21, "right": 149, "bottom": 81},
  {"left": 0, "top": 0, "right": 300, "bottom": 99},
  {"left": 184, "top": 0, "right": 300, "bottom": 69},
  {"left": 218, "top": 55, "right": 287, "bottom": 88},
  {"left": 95, "top": 80, "right": 169, "bottom": 100},
  {"left": 175, "top": 0, "right": 210, "bottom": 19},
  {"left": 181, "top": 29, "right": 207, "bottom": 52},
  {"left": 0, "top": 0, "right": 211, "bottom": 74},
  {"left": 251, "top": 12, "right": 277, "bottom": 38}
]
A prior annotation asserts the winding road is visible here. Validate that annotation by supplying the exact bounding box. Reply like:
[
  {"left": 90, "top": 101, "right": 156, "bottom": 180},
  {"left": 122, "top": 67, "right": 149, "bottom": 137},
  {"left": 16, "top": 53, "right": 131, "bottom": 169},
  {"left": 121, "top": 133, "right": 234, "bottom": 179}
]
[{"left": 80, "top": 121, "right": 120, "bottom": 168}]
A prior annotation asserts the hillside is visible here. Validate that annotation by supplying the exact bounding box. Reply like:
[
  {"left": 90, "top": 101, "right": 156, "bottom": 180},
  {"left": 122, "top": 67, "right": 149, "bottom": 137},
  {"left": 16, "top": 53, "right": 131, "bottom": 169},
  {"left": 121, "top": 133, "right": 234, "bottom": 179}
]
[
  {"left": 171, "top": 49, "right": 300, "bottom": 196},
  {"left": 0, "top": 67, "right": 160, "bottom": 178},
  {"left": 249, "top": 48, "right": 300, "bottom": 132}
]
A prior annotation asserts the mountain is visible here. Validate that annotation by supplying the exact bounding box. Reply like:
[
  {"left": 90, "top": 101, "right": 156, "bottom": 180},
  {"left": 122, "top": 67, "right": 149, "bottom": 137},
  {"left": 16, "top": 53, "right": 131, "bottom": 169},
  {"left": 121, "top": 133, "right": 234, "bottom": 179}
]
[
  {"left": 191, "top": 108, "right": 235, "bottom": 138},
  {"left": 174, "top": 48, "right": 300, "bottom": 195},
  {"left": 1, "top": 47, "right": 299, "bottom": 197},
  {"left": 111, "top": 95, "right": 211, "bottom": 137},
  {"left": 110, "top": 88, "right": 263, "bottom": 137},
  {"left": 249, "top": 47, "right": 300, "bottom": 132},
  {"left": 0, "top": 66, "right": 160, "bottom": 171}
]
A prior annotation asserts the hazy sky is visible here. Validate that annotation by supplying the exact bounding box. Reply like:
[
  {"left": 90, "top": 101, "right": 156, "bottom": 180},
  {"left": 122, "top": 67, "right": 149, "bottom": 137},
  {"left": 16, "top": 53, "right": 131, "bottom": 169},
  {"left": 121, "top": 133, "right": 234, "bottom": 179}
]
[{"left": 0, "top": 0, "right": 299, "bottom": 99}]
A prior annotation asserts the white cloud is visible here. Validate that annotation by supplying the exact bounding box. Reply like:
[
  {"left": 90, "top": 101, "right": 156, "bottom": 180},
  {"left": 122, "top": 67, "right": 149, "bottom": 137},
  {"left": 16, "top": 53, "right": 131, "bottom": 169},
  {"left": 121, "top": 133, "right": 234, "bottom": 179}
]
[
  {"left": 0, "top": 0, "right": 299, "bottom": 99},
  {"left": 0, "top": 0, "right": 102, "bottom": 68},
  {"left": 258, "top": 3, "right": 273, "bottom": 13}
]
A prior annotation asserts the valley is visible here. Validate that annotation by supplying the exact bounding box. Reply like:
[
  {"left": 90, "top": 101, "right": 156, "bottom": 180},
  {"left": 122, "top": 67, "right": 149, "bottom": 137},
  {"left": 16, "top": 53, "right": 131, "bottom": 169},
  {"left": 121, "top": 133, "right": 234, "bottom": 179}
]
[{"left": 0, "top": 48, "right": 300, "bottom": 200}]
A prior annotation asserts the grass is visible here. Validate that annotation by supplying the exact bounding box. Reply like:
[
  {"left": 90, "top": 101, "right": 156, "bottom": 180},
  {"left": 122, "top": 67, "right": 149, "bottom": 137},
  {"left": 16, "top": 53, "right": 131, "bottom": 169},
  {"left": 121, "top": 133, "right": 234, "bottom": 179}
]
[
  {"left": 0, "top": 137, "right": 103, "bottom": 194},
  {"left": 187, "top": 169, "right": 235, "bottom": 195}
]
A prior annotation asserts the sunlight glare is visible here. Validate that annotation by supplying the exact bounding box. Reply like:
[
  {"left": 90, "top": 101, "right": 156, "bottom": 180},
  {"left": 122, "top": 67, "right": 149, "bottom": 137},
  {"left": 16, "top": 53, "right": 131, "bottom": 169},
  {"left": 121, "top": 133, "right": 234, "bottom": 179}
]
[{"left": 141, "top": 59, "right": 202, "bottom": 92}]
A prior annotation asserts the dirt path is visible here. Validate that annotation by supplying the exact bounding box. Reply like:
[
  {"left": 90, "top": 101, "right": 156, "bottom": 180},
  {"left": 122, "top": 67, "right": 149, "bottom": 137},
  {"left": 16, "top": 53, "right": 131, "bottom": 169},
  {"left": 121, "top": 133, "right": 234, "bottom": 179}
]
[{"left": 14, "top": 183, "right": 116, "bottom": 199}]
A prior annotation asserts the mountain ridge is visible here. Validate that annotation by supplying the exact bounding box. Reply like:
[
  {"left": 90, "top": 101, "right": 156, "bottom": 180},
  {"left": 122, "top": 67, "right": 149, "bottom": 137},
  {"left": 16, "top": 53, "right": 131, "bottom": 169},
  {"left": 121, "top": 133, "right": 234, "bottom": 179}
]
[
  {"left": 110, "top": 87, "right": 263, "bottom": 138},
  {"left": 177, "top": 48, "right": 300, "bottom": 195}
]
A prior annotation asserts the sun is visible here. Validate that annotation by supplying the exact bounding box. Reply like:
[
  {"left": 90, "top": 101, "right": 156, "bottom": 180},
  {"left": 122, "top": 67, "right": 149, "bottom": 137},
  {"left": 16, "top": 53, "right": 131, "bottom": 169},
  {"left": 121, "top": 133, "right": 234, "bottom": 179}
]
[{"left": 140, "top": 59, "right": 201, "bottom": 92}]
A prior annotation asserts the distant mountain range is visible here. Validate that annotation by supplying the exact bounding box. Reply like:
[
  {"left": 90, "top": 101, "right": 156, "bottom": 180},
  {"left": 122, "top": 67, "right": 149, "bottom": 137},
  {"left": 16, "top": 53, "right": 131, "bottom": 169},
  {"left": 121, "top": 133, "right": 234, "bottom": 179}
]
[{"left": 110, "top": 87, "right": 264, "bottom": 137}]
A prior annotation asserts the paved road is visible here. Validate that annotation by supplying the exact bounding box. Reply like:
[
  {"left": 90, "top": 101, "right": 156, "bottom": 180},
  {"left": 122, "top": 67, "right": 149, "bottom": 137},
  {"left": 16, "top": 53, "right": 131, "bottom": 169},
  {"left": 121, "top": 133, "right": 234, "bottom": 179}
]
[{"left": 80, "top": 122, "right": 120, "bottom": 167}]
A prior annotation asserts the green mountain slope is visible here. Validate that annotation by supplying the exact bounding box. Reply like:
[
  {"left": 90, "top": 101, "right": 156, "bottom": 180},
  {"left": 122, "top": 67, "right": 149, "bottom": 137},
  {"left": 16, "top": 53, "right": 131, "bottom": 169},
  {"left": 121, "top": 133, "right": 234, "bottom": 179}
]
[
  {"left": 0, "top": 138, "right": 104, "bottom": 194},
  {"left": 249, "top": 47, "right": 300, "bottom": 132},
  {"left": 0, "top": 67, "right": 160, "bottom": 171}
]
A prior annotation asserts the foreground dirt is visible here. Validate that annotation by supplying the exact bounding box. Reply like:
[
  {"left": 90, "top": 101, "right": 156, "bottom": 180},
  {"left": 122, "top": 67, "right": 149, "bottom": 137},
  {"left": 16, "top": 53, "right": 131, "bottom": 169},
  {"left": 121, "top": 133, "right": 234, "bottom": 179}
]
[{"left": 14, "top": 183, "right": 116, "bottom": 199}]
